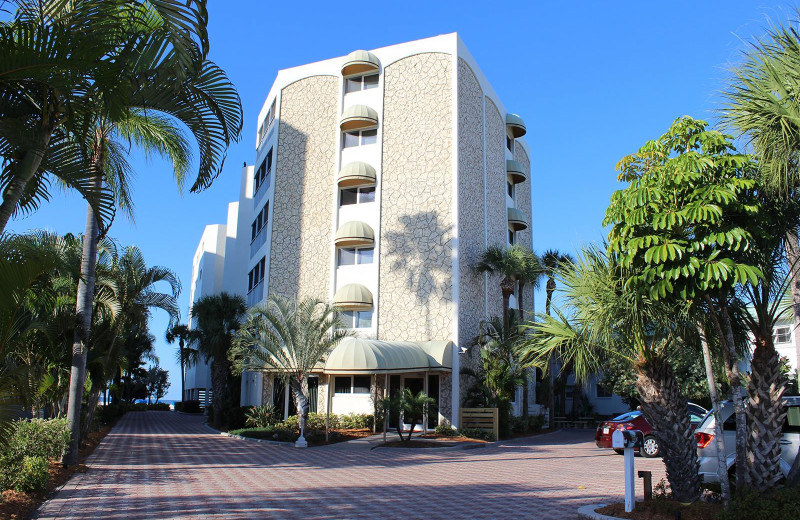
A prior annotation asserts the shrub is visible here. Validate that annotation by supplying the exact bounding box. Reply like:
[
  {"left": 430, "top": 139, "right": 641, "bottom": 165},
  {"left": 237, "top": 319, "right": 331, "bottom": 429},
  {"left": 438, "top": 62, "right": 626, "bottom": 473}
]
[
  {"left": 339, "top": 413, "right": 372, "bottom": 430},
  {"left": 175, "top": 400, "right": 202, "bottom": 413},
  {"left": 229, "top": 426, "right": 296, "bottom": 443},
  {"left": 528, "top": 414, "right": 545, "bottom": 433},
  {"left": 458, "top": 427, "right": 496, "bottom": 442},
  {"left": 146, "top": 403, "right": 171, "bottom": 411},
  {"left": 718, "top": 487, "right": 800, "bottom": 520},
  {"left": 4, "top": 418, "right": 71, "bottom": 462},
  {"left": 245, "top": 404, "right": 278, "bottom": 428},
  {"left": 281, "top": 412, "right": 336, "bottom": 432},
  {"left": 97, "top": 404, "right": 125, "bottom": 424},
  {"left": 12, "top": 456, "right": 50, "bottom": 493},
  {"left": 434, "top": 423, "right": 457, "bottom": 436},
  {"left": 510, "top": 414, "right": 546, "bottom": 433},
  {"left": 124, "top": 402, "right": 147, "bottom": 412}
]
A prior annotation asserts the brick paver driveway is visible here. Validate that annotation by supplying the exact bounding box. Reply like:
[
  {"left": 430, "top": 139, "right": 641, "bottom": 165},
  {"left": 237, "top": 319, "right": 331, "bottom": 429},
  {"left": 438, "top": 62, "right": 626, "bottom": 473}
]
[{"left": 37, "top": 411, "right": 666, "bottom": 519}]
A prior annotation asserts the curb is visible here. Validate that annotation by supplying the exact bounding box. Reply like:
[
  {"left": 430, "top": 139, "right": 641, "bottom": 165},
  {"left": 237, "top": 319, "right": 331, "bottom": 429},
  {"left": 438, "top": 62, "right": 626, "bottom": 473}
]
[
  {"left": 370, "top": 441, "right": 487, "bottom": 451},
  {"left": 220, "top": 431, "right": 295, "bottom": 447},
  {"left": 577, "top": 504, "right": 625, "bottom": 520}
]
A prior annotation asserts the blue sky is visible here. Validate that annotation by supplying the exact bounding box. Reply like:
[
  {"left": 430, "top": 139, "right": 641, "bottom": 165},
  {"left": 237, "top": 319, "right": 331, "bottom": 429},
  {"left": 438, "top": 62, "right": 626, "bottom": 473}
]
[{"left": 7, "top": 1, "right": 791, "bottom": 399}]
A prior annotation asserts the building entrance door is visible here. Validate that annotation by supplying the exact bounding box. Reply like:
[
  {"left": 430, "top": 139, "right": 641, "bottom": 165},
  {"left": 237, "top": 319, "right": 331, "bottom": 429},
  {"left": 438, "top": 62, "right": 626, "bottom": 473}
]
[{"left": 402, "top": 377, "right": 424, "bottom": 431}]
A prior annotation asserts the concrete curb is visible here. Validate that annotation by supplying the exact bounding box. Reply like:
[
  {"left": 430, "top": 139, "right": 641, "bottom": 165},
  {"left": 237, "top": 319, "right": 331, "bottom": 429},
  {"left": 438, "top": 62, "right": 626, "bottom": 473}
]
[
  {"left": 371, "top": 441, "right": 487, "bottom": 451},
  {"left": 577, "top": 504, "right": 625, "bottom": 520}
]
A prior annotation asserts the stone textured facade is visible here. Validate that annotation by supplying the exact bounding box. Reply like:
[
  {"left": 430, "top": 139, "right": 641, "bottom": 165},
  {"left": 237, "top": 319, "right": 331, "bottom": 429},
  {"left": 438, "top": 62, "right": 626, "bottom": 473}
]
[
  {"left": 269, "top": 75, "right": 338, "bottom": 301},
  {"left": 484, "top": 97, "right": 506, "bottom": 320},
  {"left": 457, "top": 59, "right": 486, "bottom": 349},
  {"left": 514, "top": 145, "right": 534, "bottom": 314},
  {"left": 378, "top": 53, "right": 454, "bottom": 342}
]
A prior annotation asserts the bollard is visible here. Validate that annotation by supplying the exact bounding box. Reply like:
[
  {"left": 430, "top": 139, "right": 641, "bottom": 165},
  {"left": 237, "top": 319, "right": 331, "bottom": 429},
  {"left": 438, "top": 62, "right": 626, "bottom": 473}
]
[
  {"left": 638, "top": 470, "right": 652, "bottom": 501},
  {"left": 612, "top": 429, "right": 643, "bottom": 513}
]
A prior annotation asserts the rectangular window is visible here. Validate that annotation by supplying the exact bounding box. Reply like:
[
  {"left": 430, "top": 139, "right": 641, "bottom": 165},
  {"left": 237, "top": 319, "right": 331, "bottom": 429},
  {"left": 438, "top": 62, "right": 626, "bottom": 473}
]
[
  {"left": 357, "top": 248, "right": 374, "bottom": 265},
  {"left": 353, "top": 376, "right": 371, "bottom": 394},
  {"left": 506, "top": 135, "right": 515, "bottom": 153},
  {"left": 340, "top": 186, "right": 375, "bottom": 207},
  {"left": 507, "top": 181, "right": 514, "bottom": 198},
  {"left": 258, "top": 99, "right": 277, "bottom": 146},
  {"left": 334, "top": 376, "right": 352, "bottom": 394},
  {"left": 247, "top": 257, "right": 266, "bottom": 292},
  {"left": 775, "top": 326, "right": 791, "bottom": 344},
  {"left": 363, "top": 74, "right": 379, "bottom": 89},
  {"left": 342, "top": 129, "right": 377, "bottom": 148},
  {"left": 254, "top": 149, "right": 273, "bottom": 195},
  {"left": 338, "top": 248, "right": 356, "bottom": 266},
  {"left": 508, "top": 229, "right": 515, "bottom": 245},
  {"left": 250, "top": 203, "right": 269, "bottom": 243},
  {"left": 340, "top": 310, "right": 373, "bottom": 329},
  {"left": 344, "top": 74, "right": 379, "bottom": 94}
]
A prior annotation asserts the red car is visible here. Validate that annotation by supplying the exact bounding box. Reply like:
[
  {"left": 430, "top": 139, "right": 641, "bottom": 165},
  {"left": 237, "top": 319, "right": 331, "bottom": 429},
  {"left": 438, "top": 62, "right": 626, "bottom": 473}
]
[{"left": 595, "top": 403, "right": 707, "bottom": 458}]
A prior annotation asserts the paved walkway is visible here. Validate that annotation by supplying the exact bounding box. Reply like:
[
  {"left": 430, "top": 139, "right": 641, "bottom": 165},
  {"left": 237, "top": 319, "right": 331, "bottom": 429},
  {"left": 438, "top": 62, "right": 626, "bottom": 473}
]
[{"left": 37, "top": 411, "right": 666, "bottom": 519}]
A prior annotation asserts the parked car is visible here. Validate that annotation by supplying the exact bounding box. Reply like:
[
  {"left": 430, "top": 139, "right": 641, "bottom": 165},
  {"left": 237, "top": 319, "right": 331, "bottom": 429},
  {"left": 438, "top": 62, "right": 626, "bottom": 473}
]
[
  {"left": 595, "top": 403, "right": 708, "bottom": 458},
  {"left": 696, "top": 396, "right": 800, "bottom": 485}
]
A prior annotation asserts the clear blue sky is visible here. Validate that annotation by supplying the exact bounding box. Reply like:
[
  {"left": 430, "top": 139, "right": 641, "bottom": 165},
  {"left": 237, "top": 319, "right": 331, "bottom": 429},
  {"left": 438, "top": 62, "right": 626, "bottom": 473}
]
[{"left": 7, "top": 1, "right": 790, "bottom": 400}]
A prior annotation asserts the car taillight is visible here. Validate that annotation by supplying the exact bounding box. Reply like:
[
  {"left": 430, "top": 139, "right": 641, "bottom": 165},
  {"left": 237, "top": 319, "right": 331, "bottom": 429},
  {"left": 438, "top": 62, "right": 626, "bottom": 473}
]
[
  {"left": 695, "top": 432, "right": 714, "bottom": 449},
  {"left": 616, "top": 422, "right": 634, "bottom": 430}
]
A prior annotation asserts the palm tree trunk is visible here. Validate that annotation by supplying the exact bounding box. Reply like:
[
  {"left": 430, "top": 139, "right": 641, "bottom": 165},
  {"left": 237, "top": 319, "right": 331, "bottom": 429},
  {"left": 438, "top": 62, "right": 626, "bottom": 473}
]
[
  {"left": 635, "top": 356, "right": 700, "bottom": 504},
  {"left": 698, "top": 322, "right": 731, "bottom": 504},
  {"left": 0, "top": 128, "right": 53, "bottom": 233},
  {"left": 210, "top": 358, "right": 230, "bottom": 428},
  {"left": 63, "top": 196, "right": 101, "bottom": 466},
  {"left": 746, "top": 337, "right": 787, "bottom": 492},
  {"left": 546, "top": 279, "right": 556, "bottom": 429},
  {"left": 81, "top": 387, "right": 102, "bottom": 440},
  {"left": 718, "top": 300, "right": 749, "bottom": 488},
  {"left": 518, "top": 280, "right": 529, "bottom": 427},
  {"left": 179, "top": 340, "right": 186, "bottom": 402}
]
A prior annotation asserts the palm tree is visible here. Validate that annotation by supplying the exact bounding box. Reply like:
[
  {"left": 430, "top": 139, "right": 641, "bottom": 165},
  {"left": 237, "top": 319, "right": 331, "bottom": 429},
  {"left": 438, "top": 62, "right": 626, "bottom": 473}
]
[
  {"left": 521, "top": 245, "right": 701, "bottom": 503},
  {"left": 231, "top": 296, "right": 352, "bottom": 447},
  {"left": 541, "top": 249, "right": 574, "bottom": 427},
  {"left": 166, "top": 324, "right": 192, "bottom": 403},
  {"left": 58, "top": 6, "right": 242, "bottom": 463},
  {"left": 474, "top": 245, "right": 524, "bottom": 331},
  {"left": 189, "top": 292, "right": 246, "bottom": 429},
  {"left": 721, "top": 16, "right": 800, "bottom": 487},
  {"left": 513, "top": 248, "right": 543, "bottom": 426}
]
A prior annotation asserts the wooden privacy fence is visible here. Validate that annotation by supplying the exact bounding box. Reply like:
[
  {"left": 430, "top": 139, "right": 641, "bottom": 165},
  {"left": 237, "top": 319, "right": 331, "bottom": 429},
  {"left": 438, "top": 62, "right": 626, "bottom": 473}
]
[{"left": 460, "top": 407, "right": 499, "bottom": 440}]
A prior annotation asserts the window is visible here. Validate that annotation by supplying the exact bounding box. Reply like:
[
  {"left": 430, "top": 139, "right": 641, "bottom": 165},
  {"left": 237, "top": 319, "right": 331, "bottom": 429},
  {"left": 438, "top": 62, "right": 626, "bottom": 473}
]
[
  {"left": 258, "top": 99, "right": 276, "bottom": 145},
  {"left": 337, "top": 247, "right": 374, "bottom": 266},
  {"left": 506, "top": 135, "right": 515, "bottom": 153},
  {"left": 334, "top": 376, "right": 352, "bottom": 394},
  {"left": 342, "top": 129, "right": 377, "bottom": 148},
  {"left": 783, "top": 406, "right": 800, "bottom": 433},
  {"left": 508, "top": 229, "right": 515, "bottom": 245},
  {"left": 353, "top": 376, "right": 371, "bottom": 394},
  {"left": 341, "top": 310, "right": 373, "bottom": 329},
  {"left": 507, "top": 181, "right": 515, "bottom": 199},
  {"left": 334, "top": 375, "right": 372, "bottom": 395},
  {"left": 247, "top": 257, "right": 266, "bottom": 293},
  {"left": 340, "top": 186, "right": 375, "bottom": 206},
  {"left": 345, "top": 74, "right": 379, "bottom": 94},
  {"left": 254, "top": 149, "right": 273, "bottom": 195},
  {"left": 596, "top": 384, "right": 612, "bottom": 398},
  {"left": 775, "top": 326, "right": 791, "bottom": 344},
  {"left": 250, "top": 202, "right": 269, "bottom": 242}
]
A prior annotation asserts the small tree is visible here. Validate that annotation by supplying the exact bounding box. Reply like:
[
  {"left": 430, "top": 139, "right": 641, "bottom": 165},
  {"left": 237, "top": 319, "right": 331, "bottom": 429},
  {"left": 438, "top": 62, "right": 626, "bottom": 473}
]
[
  {"left": 231, "top": 296, "right": 351, "bottom": 447},
  {"left": 381, "top": 389, "right": 436, "bottom": 442},
  {"left": 146, "top": 366, "right": 170, "bottom": 404}
]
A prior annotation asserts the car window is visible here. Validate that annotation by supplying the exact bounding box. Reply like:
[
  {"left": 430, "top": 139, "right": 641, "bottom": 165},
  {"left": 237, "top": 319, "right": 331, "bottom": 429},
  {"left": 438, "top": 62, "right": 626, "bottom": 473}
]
[
  {"left": 783, "top": 406, "right": 800, "bottom": 434},
  {"left": 612, "top": 411, "right": 641, "bottom": 422},
  {"left": 723, "top": 414, "right": 736, "bottom": 431},
  {"left": 690, "top": 414, "right": 704, "bottom": 424}
]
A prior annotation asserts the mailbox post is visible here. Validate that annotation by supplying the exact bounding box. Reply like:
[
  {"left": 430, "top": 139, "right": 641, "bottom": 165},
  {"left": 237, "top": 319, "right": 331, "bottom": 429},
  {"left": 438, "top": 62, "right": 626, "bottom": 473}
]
[{"left": 612, "top": 429, "right": 643, "bottom": 512}]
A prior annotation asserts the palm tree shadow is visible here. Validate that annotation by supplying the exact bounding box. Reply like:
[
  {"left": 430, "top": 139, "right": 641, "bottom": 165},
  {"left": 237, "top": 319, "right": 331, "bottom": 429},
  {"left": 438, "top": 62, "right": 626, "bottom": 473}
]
[{"left": 382, "top": 211, "right": 453, "bottom": 339}]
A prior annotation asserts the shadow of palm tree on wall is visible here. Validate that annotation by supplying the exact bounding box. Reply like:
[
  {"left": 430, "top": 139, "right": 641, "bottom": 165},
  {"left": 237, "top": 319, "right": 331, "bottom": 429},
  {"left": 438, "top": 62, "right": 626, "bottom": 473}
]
[{"left": 382, "top": 210, "right": 453, "bottom": 339}]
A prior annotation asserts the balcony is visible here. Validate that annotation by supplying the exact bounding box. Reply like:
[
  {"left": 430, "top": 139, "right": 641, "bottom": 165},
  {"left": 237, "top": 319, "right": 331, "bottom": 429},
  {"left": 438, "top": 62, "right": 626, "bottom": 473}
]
[
  {"left": 250, "top": 226, "right": 267, "bottom": 257},
  {"left": 253, "top": 171, "right": 270, "bottom": 206},
  {"left": 247, "top": 281, "right": 264, "bottom": 308}
]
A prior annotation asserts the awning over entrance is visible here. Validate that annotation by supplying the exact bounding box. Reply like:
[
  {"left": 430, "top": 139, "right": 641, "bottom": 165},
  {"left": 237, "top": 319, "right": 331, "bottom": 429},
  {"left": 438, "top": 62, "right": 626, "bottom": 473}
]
[{"left": 324, "top": 338, "right": 452, "bottom": 374}]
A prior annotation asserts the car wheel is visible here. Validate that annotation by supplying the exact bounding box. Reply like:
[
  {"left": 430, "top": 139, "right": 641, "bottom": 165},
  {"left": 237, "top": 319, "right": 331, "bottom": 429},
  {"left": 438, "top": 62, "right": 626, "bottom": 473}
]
[
  {"left": 614, "top": 449, "right": 624, "bottom": 455},
  {"left": 642, "top": 435, "right": 660, "bottom": 458}
]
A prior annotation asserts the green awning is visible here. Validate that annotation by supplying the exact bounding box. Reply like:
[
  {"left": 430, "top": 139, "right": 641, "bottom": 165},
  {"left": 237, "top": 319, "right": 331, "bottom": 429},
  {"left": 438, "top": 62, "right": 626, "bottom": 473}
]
[
  {"left": 506, "top": 113, "right": 526, "bottom": 138},
  {"left": 340, "top": 104, "right": 379, "bottom": 131},
  {"left": 337, "top": 161, "right": 376, "bottom": 188},
  {"left": 323, "top": 338, "right": 453, "bottom": 374},
  {"left": 341, "top": 50, "right": 381, "bottom": 77},
  {"left": 333, "top": 283, "right": 373, "bottom": 311},
  {"left": 508, "top": 206, "right": 529, "bottom": 231},
  {"left": 506, "top": 159, "right": 527, "bottom": 184},
  {"left": 335, "top": 221, "right": 375, "bottom": 247}
]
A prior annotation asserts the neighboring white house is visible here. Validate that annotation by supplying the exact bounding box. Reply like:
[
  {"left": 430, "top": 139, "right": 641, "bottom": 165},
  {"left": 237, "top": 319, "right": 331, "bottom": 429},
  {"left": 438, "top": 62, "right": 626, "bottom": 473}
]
[{"left": 187, "top": 34, "right": 537, "bottom": 428}]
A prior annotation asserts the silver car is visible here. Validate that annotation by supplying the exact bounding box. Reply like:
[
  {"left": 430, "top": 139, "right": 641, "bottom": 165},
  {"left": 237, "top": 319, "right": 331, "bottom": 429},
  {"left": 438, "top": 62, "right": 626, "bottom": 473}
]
[{"left": 695, "top": 396, "right": 800, "bottom": 484}]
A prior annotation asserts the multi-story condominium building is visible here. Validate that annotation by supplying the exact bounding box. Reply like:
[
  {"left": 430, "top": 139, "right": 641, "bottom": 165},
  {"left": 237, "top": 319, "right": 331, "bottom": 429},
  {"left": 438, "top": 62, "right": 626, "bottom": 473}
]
[{"left": 186, "top": 33, "right": 534, "bottom": 428}]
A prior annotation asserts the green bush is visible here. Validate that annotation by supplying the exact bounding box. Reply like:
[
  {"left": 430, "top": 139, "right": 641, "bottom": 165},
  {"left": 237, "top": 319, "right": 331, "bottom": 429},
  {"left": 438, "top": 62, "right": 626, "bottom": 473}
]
[
  {"left": 4, "top": 418, "right": 71, "bottom": 461},
  {"left": 278, "top": 412, "right": 373, "bottom": 432},
  {"left": 528, "top": 414, "right": 545, "bottom": 432},
  {"left": 718, "top": 487, "right": 800, "bottom": 520},
  {"left": 510, "top": 414, "right": 546, "bottom": 433},
  {"left": 175, "top": 400, "right": 202, "bottom": 413},
  {"left": 97, "top": 404, "right": 126, "bottom": 424},
  {"left": 229, "top": 426, "right": 296, "bottom": 442},
  {"left": 147, "top": 403, "right": 171, "bottom": 411},
  {"left": 458, "top": 427, "right": 496, "bottom": 441},
  {"left": 434, "top": 423, "right": 457, "bottom": 436},
  {"left": 339, "top": 413, "right": 373, "bottom": 430},
  {"left": 124, "top": 402, "right": 147, "bottom": 412},
  {"left": 245, "top": 404, "right": 278, "bottom": 428},
  {"left": 12, "top": 456, "right": 50, "bottom": 493},
  {"left": 223, "top": 406, "right": 249, "bottom": 431}
]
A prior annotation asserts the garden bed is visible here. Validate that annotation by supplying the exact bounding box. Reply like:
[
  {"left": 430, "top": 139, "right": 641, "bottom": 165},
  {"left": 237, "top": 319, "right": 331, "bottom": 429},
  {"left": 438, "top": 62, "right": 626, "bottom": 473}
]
[
  {"left": 378, "top": 439, "right": 461, "bottom": 448},
  {"left": 228, "top": 427, "right": 376, "bottom": 446},
  {"left": 597, "top": 501, "right": 722, "bottom": 520},
  {"left": 0, "top": 423, "right": 113, "bottom": 520}
]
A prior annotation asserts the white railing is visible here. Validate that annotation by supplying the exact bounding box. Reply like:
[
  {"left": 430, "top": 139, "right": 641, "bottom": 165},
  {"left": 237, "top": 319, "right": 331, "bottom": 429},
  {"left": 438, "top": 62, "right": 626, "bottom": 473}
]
[
  {"left": 246, "top": 281, "right": 264, "bottom": 308},
  {"left": 250, "top": 226, "right": 267, "bottom": 257}
]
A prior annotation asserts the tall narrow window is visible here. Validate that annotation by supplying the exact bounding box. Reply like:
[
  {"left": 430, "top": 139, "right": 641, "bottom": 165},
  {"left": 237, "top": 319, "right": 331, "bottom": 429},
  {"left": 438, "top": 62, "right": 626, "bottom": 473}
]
[
  {"left": 508, "top": 229, "right": 515, "bottom": 245},
  {"left": 506, "top": 135, "right": 515, "bottom": 153},
  {"left": 254, "top": 149, "right": 273, "bottom": 196}
]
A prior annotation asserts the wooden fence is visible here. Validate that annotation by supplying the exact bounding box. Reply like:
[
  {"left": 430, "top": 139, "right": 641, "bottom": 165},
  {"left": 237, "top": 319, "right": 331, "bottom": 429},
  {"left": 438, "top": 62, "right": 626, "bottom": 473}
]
[{"left": 460, "top": 407, "right": 499, "bottom": 440}]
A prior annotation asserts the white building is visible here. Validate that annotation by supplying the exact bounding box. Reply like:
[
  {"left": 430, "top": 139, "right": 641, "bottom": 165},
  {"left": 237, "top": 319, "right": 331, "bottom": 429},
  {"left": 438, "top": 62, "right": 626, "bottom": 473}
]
[{"left": 186, "top": 33, "right": 534, "bottom": 428}]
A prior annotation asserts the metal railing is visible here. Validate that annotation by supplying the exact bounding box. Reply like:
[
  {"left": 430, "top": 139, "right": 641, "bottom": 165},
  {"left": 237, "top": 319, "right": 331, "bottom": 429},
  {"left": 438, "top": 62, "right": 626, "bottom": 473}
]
[
  {"left": 250, "top": 226, "right": 267, "bottom": 257},
  {"left": 246, "top": 281, "right": 264, "bottom": 308}
]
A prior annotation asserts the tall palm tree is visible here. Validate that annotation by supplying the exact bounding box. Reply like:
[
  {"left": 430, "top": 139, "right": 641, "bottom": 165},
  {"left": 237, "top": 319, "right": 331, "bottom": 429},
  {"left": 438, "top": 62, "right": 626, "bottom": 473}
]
[
  {"left": 58, "top": 6, "right": 242, "bottom": 463},
  {"left": 166, "top": 324, "right": 192, "bottom": 402},
  {"left": 231, "top": 296, "right": 352, "bottom": 447},
  {"left": 190, "top": 292, "right": 246, "bottom": 429},
  {"left": 512, "top": 247, "right": 543, "bottom": 425},
  {"left": 541, "top": 249, "right": 574, "bottom": 426},
  {"left": 474, "top": 245, "right": 525, "bottom": 331},
  {"left": 522, "top": 245, "right": 701, "bottom": 503},
  {"left": 721, "top": 16, "right": 800, "bottom": 487}
]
